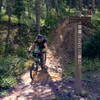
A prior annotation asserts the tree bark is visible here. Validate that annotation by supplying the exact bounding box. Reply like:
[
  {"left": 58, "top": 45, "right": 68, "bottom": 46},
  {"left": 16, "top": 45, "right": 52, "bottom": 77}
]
[
  {"left": 4, "top": 15, "right": 11, "bottom": 56},
  {"left": 68, "top": 0, "right": 71, "bottom": 13},
  {"left": 0, "top": 0, "right": 2, "bottom": 12},
  {"left": 79, "top": 0, "right": 83, "bottom": 11},
  {"left": 35, "top": 0, "right": 42, "bottom": 34},
  {"left": 4, "top": 0, "right": 13, "bottom": 56},
  {"left": 18, "top": 16, "right": 21, "bottom": 35},
  {"left": 92, "top": 0, "right": 96, "bottom": 8},
  {"left": 0, "top": 0, "right": 3, "bottom": 21}
]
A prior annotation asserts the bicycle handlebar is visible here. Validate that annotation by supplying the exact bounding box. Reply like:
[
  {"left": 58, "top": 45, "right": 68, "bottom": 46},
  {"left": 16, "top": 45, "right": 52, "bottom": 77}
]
[{"left": 28, "top": 50, "right": 45, "bottom": 54}]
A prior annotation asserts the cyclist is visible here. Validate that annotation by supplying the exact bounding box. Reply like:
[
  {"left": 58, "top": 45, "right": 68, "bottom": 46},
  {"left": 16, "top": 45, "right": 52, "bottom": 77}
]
[{"left": 28, "top": 34, "right": 48, "bottom": 70}]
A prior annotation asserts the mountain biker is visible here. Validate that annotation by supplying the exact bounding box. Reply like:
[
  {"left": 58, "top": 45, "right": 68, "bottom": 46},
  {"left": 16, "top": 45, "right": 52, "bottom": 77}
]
[{"left": 28, "top": 34, "right": 48, "bottom": 69}]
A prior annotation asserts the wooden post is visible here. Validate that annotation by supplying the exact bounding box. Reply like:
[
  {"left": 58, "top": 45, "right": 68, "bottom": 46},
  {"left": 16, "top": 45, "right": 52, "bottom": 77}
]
[
  {"left": 74, "top": 22, "right": 82, "bottom": 94},
  {"left": 69, "top": 16, "right": 91, "bottom": 94}
]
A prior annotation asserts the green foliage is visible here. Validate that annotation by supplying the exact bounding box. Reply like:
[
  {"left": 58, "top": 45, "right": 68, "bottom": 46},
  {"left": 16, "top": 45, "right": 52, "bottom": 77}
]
[
  {"left": 0, "top": 76, "right": 16, "bottom": 96},
  {"left": 91, "top": 20, "right": 100, "bottom": 30},
  {"left": 88, "top": 20, "right": 100, "bottom": 31},
  {"left": 45, "top": 14, "right": 59, "bottom": 30},
  {"left": 0, "top": 43, "right": 5, "bottom": 55},
  {"left": 0, "top": 77, "right": 17, "bottom": 88},
  {"left": 14, "top": 0, "right": 25, "bottom": 18},
  {"left": 92, "top": 12, "right": 100, "bottom": 21},
  {"left": 87, "top": 12, "right": 100, "bottom": 30},
  {"left": 16, "top": 47, "right": 27, "bottom": 58},
  {"left": 1, "top": 15, "right": 18, "bottom": 23},
  {"left": 82, "top": 58, "right": 100, "bottom": 71},
  {"left": 66, "top": 58, "right": 100, "bottom": 76},
  {"left": 1, "top": 15, "right": 9, "bottom": 21},
  {"left": 11, "top": 15, "right": 18, "bottom": 23},
  {"left": 0, "top": 56, "right": 26, "bottom": 95},
  {"left": 83, "top": 29, "right": 100, "bottom": 58},
  {"left": 84, "top": 17, "right": 100, "bottom": 59},
  {"left": 0, "top": 56, "right": 26, "bottom": 76},
  {"left": 64, "top": 61, "right": 75, "bottom": 76}
]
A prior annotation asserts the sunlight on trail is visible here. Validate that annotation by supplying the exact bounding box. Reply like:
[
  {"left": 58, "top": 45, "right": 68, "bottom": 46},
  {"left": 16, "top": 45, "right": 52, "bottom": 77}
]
[
  {"left": 21, "top": 72, "right": 31, "bottom": 85},
  {"left": 49, "top": 72, "right": 62, "bottom": 82},
  {"left": 30, "top": 70, "right": 62, "bottom": 83}
]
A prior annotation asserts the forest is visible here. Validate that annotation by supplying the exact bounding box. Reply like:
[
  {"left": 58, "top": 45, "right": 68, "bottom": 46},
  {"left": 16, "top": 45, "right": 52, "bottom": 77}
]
[{"left": 0, "top": 0, "right": 100, "bottom": 100}]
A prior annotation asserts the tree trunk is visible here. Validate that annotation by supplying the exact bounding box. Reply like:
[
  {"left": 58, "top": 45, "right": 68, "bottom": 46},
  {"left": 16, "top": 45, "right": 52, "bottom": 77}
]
[
  {"left": 0, "top": 0, "right": 2, "bottom": 12},
  {"left": 18, "top": 16, "right": 21, "bottom": 35},
  {"left": 4, "top": 2, "right": 13, "bottom": 56},
  {"left": 4, "top": 15, "right": 11, "bottom": 56},
  {"left": 68, "top": 0, "right": 71, "bottom": 13},
  {"left": 54, "top": 0, "right": 60, "bottom": 17},
  {"left": 92, "top": 0, "right": 96, "bottom": 13},
  {"left": 79, "top": 0, "right": 83, "bottom": 11},
  {"left": 35, "top": 0, "right": 41, "bottom": 34},
  {"left": 0, "top": 0, "right": 3, "bottom": 21},
  {"left": 45, "top": 0, "right": 50, "bottom": 17}
]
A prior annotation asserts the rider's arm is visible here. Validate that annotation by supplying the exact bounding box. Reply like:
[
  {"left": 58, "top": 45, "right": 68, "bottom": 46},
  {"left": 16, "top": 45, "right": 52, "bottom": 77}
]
[
  {"left": 28, "top": 43, "right": 35, "bottom": 51},
  {"left": 43, "top": 42, "right": 48, "bottom": 51}
]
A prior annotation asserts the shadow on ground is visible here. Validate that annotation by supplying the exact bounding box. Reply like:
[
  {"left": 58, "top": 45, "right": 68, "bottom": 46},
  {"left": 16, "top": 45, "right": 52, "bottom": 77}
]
[{"left": 1, "top": 65, "right": 74, "bottom": 100}]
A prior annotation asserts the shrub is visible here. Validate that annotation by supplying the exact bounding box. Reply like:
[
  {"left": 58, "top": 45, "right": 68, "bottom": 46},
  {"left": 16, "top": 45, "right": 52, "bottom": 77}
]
[
  {"left": 0, "top": 56, "right": 26, "bottom": 76},
  {"left": 65, "top": 58, "right": 100, "bottom": 76},
  {"left": 0, "top": 56, "right": 26, "bottom": 95},
  {"left": 45, "top": 15, "right": 59, "bottom": 30},
  {"left": 83, "top": 29, "right": 100, "bottom": 58},
  {"left": 16, "top": 47, "right": 27, "bottom": 58},
  {"left": 82, "top": 58, "right": 100, "bottom": 72}
]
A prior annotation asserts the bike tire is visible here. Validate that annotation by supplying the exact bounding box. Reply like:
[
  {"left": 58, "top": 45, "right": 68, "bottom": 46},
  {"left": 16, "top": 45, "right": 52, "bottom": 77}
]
[
  {"left": 30, "top": 64, "right": 38, "bottom": 81},
  {"left": 44, "top": 52, "right": 46, "bottom": 64}
]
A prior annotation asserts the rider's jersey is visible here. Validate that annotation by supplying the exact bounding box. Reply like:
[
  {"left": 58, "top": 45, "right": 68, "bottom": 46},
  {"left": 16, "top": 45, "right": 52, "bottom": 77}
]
[{"left": 34, "top": 39, "right": 47, "bottom": 51}]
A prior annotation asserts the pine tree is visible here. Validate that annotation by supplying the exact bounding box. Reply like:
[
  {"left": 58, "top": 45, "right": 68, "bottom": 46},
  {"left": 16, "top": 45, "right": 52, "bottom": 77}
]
[
  {"left": 14, "top": 0, "right": 25, "bottom": 34},
  {"left": 35, "top": 0, "right": 42, "bottom": 34}
]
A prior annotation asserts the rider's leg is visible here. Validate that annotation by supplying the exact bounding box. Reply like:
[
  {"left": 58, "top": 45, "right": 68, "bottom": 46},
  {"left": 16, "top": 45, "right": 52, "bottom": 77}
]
[
  {"left": 43, "top": 52, "right": 46, "bottom": 64},
  {"left": 41, "top": 52, "right": 46, "bottom": 70},
  {"left": 42, "top": 48, "right": 47, "bottom": 63}
]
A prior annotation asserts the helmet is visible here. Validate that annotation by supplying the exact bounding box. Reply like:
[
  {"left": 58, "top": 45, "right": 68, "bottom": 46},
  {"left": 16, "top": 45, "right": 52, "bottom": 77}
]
[{"left": 37, "top": 34, "right": 43, "bottom": 39}]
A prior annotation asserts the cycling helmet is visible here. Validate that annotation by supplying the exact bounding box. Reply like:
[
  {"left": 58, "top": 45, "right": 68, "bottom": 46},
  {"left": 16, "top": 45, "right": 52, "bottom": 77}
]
[{"left": 37, "top": 34, "right": 43, "bottom": 39}]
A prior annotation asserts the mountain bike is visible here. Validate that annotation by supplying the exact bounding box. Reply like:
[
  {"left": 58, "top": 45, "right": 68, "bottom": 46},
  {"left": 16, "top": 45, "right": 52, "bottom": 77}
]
[{"left": 29, "top": 51, "right": 47, "bottom": 82}]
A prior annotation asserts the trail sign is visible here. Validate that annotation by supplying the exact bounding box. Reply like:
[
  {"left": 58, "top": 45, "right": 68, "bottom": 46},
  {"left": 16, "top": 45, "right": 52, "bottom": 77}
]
[
  {"left": 74, "top": 22, "right": 82, "bottom": 94},
  {"left": 69, "top": 16, "right": 91, "bottom": 24},
  {"left": 69, "top": 16, "right": 91, "bottom": 94}
]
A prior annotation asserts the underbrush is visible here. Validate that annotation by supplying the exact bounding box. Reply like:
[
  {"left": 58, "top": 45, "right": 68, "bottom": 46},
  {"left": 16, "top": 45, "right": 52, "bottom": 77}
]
[
  {"left": 0, "top": 56, "right": 27, "bottom": 96},
  {"left": 65, "top": 58, "right": 100, "bottom": 76}
]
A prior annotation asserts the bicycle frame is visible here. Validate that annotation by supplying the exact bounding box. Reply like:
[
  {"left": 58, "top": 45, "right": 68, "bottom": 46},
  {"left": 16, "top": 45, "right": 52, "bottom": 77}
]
[
  {"left": 33, "top": 52, "right": 43, "bottom": 65},
  {"left": 29, "top": 51, "right": 47, "bottom": 81}
]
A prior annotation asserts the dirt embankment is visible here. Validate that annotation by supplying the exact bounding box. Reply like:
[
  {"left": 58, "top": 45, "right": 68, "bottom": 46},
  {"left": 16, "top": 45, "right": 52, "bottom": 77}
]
[{"left": 48, "top": 19, "right": 93, "bottom": 71}]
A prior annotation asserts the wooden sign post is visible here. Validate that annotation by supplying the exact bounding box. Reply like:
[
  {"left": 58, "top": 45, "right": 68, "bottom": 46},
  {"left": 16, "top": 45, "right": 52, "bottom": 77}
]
[
  {"left": 69, "top": 16, "right": 91, "bottom": 94},
  {"left": 74, "top": 22, "right": 82, "bottom": 94}
]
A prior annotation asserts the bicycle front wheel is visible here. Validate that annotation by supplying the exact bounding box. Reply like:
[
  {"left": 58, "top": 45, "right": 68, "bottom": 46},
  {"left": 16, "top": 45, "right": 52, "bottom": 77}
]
[{"left": 30, "top": 64, "right": 38, "bottom": 81}]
